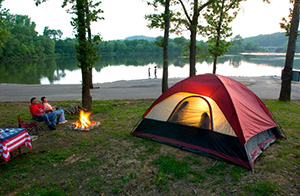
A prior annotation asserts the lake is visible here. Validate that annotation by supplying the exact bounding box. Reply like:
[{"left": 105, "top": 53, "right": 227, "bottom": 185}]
[{"left": 1, "top": 53, "right": 299, "bottom": 85}]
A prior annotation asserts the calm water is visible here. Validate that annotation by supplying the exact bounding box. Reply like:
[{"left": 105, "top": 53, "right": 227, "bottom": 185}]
[{"left": 1, "top": 53, "right": 299, "bottom": 85}]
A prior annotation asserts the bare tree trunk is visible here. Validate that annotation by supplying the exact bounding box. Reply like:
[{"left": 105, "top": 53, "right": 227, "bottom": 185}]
[
  {"left": 162, "top": 0, "right": 170, "bottom": 93},
  {"left": 279, "top": 0, "right": 300, "bottom": 101}
]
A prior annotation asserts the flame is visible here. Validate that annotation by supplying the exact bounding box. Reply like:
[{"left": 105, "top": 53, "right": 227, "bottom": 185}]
[{"left": 73, "top": 110, "right": 92, "bottom": 129}]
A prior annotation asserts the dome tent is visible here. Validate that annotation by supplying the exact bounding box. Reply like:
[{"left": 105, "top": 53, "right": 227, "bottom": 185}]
[{"left": 132, "top": 74, "right": 284, "bottom": 170}]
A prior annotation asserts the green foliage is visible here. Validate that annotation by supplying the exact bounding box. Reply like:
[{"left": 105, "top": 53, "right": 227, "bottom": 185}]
[
  {"left": 0, "top": 14, "right": 55, "bottom": 59},
  {"left": 279, "top": 0, "right": 294, "bottom": 36},
  {"left": 64, "top": 0, "right": 103, "bottom": 70},
  {"left": 43, "top": 26, "right": 63, "bottom": 40},
  {"left": 0, "top": 10, "right": 272, "bottom": 60},
  {"left": 55, "top": 38, "right": 77, "bottom": 56},
  {"left": 202, "top": 0, "right": 244, "bottom": 63},
  {"left": 0, "top": 2, "right": 9, "bottom": 54},
  {"left": 145, "top": 0, "right": 181, "bottom": 34},
  {"left": 228, "top": 34, "right": 269, "bottom": 53}
]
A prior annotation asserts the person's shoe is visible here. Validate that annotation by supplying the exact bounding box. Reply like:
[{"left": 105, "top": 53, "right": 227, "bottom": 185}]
[
  {"left": 49, "top": 125, "right": 56, "bottom": 130},
  {"left": 58, "top": 120, "right": 68, "bottom": 124}
]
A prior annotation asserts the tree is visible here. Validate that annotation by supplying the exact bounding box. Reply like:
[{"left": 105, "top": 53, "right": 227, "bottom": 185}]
[
  {"left": 0, "top": 1, "right": 9, "bottom": 55},
  {"left": 43, "top": 26, "right": 63, "bottom": 39},
  {"left": 74, "top": 0, "right": 92, "bottom": 110},
  {"left": 279, "top": 0, "right": 300, "bottom": 101},
  {"left": 176, "top": 0, "right": 215, "bottom": 77},
  {"left": 202, "top": 0, "right": 243, "bottom": 74},
  {"left": 36, "top": 0, "right": 103, "bottom": 110},
  {"left": 228, "top": 34, "right": 244, "bottom": 53},
  {"left": 83, "top": 0, "right": 103, "bottom": 89},
  {"left": 146, "top": 0, "right": 172, "bottom": 93}
]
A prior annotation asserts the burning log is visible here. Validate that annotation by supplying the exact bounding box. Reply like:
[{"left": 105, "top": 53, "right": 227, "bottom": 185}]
[{"left": 70, "top": 110, "right": 100, "bottom": 131}]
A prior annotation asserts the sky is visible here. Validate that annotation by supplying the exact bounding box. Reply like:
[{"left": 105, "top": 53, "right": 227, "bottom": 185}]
[{"left": 2, "top": 0, "right": 292, "bottom": 41}]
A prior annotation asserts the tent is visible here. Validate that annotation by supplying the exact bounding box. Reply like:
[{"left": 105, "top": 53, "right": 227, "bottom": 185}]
[{"left": 132, "top": 74, "right": 284, "bottom": 170}]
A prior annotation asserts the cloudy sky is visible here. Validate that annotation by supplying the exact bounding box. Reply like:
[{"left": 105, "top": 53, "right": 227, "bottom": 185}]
[{"left": 2, "top": 0, "right": 292, "bottom": 40}]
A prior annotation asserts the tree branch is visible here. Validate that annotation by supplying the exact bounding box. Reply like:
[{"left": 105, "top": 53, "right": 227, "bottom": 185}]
[
  {"left": 198, "top": 0, "right": 216, "bottom": 14},
  {"left": 178, "top": 0, "right": 192, "bottom": 24}
]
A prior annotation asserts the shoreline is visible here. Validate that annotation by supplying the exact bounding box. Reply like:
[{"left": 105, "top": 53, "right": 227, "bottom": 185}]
[{"left": 1, "top": 76, "right": 300, "bottom": 102}]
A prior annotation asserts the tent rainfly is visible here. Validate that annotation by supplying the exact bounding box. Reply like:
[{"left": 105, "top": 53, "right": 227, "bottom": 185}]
[{"left": 132, "top": 74, "right": 284, "bottom": 170}]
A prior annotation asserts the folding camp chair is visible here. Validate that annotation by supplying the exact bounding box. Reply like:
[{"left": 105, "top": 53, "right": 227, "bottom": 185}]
[{"left": 18, "top": 115, "right": 38, "bottom": 135}]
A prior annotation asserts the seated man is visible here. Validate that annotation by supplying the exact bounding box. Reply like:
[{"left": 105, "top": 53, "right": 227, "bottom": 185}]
[
  {"left": 29, "top": 97, "right": 57, "bottom": 130},
  {"left": 41, "top": 96, "right": 68, "bottom": 124}
]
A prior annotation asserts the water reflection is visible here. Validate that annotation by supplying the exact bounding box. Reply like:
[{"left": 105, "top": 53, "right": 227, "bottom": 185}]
[{"left": 1, "top": 53, "right": 299, "bottom": 85}]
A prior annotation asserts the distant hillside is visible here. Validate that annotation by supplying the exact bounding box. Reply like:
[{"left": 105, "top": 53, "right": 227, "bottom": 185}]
[
  {"left": 125, "top": 35, "right": 156, "bottom": 42},
  {"left": 125, "top": 33, "right": 298, "bottom": 48},
  {"left": 243, "top": 32, "right": 295, "bottom": 47}
]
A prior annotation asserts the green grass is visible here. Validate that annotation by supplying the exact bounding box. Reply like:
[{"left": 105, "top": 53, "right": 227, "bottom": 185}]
[
  {"left": 241, "top": 181, "right": 279, "bottom": 196},
  {"left": 0, "top": 99, "right": 299, "bottom": 195},
  {"left": 153, "top": 155, "right": 190, "bottom": 179}
]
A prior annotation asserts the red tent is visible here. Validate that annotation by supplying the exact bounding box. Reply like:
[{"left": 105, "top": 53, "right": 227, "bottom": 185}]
[{"left": 132, "top": 74, "right": 284, "bottom": 170}]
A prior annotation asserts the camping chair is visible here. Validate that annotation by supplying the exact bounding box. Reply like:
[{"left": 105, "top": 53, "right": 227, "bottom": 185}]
[{"left": 18, "top": 115, "right": 38, "bottom": 135}]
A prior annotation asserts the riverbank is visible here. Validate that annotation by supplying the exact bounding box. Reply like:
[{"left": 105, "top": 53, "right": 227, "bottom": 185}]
[{"left": 1, "top": 76, "right": 300, "bottom": 102}]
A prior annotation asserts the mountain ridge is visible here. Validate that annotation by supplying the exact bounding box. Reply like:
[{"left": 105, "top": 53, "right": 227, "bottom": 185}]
[{"left": 125, "top": 32, "right": 295, "bottom": 48}]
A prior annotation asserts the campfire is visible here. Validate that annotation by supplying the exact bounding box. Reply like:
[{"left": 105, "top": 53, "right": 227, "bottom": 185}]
[{"left": 71, "top": 110, "right": 100, "bottom": 131}]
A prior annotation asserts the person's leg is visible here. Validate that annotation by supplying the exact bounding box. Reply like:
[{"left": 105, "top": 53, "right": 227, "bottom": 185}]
[
  {"left": 55, "top": 109, "right": 66, "bottom": 123},
  {"left": 35, "top": 114, "right": 51, "bottom": 126},
  {"left": 45, "top": 112, "right": 57, "bottom": 126}
]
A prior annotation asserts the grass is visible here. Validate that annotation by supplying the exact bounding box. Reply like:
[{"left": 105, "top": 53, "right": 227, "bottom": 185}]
[{"left": 0, "top": 99, "right": 299, "bottom": 195}]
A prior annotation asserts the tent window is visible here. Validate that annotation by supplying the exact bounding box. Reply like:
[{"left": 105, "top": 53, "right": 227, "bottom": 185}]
[{"left": 168, "top": 96, "right": 212, "bottom": 129}]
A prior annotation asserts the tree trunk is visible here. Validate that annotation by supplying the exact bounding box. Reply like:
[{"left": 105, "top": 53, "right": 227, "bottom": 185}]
[
  {"left": 76, "top": 0, "right": 92, "bottom": 110},
  {"left": 82, "top": 66, "right": 92, "bottom": 110},
  {"left": 162, "top": 0, "right": 170, "bottom": 93},
  {"left": 279, "top": 0, "right": 300, "bottom": 101},
  {"left": 189, "top": 28, "right": 197, "bottom": 77},
  {"left": 213, "top": 55, "right": 217, "bottom": 74},
  {"left": 212, "top": 0, "right": 225, "bottom": 74},
  {"left": 189, "top": 0, "right": 199, "bottom": 77},
  {"left": 86, "top": 4, "right": 94, "bottom": 89}
]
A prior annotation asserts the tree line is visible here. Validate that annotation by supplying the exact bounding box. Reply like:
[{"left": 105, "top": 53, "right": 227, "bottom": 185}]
[
  {"left": 0, "top": 13, "right": 268, "bottom": 60},
  {"left": 0, "top": 14, "right": 55, "bottom": 59}
]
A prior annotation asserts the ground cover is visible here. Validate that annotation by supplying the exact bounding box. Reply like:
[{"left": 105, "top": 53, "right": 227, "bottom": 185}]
[{"left": 0, "top": 99, "right": 299, "bottom": 196}]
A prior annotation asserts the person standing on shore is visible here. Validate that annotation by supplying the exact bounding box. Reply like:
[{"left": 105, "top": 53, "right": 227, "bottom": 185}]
[
  {"left": 154, "top": 66, "right": 157, "bottom": 79},
  {"left": 148, "top": 67, "right": 151, "bottom": 78}
]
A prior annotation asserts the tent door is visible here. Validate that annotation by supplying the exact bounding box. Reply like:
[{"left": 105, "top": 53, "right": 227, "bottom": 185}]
[{"left": 167, "top": 96, "right": 213, "bottom": 129}]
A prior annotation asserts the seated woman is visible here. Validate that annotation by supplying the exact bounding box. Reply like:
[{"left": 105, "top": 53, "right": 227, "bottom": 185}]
[{"left": 41, "top": 96, "right": 68, "bottom": 124}]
